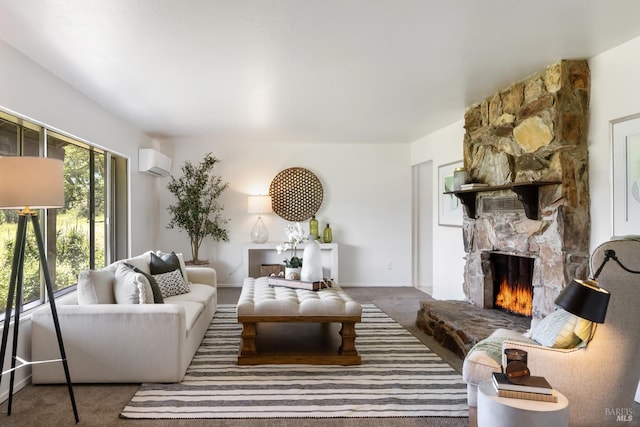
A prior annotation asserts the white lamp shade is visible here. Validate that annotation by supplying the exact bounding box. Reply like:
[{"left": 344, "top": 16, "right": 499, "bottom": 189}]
[
  {"left": 247, "top": 195, "right": 272, "bottom": 214},
  {"left": 0, "top": 156, "right": 65, "bottom": 209}
]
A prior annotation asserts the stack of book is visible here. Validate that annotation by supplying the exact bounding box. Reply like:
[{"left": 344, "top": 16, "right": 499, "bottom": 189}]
[
  {"left": 460, "top": 183, "right": 489, "bottom": 190},
  {"left": 267, "top": 276, "right": 333, "bottom": 291},
  {"left": 492, "top": 372, "right": 558, "bottom": 403}
]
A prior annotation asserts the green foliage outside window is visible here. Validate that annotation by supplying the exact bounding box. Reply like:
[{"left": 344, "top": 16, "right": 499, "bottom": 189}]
[
  {"left": 0, "top": 216, "right": 101, "bottom": 312},
  {"left": 0, "top": 114, "right": 111, "bottom": 316}
]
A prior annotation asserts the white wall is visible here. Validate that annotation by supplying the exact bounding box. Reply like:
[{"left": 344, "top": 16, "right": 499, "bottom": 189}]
[
  {"left": 0, "top": 40, "right": 156, "bottom": 401},
  {"left": 409, "top": 120, "right": 466, "bottom": 300},
  {"left": 157, "top": 139, "right": 412, "bottom": 286},
  {"left": 588, "top": 35, "right": 640, "bottom": 250}
]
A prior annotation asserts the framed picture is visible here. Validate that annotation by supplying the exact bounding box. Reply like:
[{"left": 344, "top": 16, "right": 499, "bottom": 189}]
[
  {"left": 438, "top": 160, "right": 463, "bottom": 227},
  {"left": 611, "top": 115, "right": 640, "bottom": 236},
  {"left": 612, "top": 115, "right": 640, "bottom": 236}
]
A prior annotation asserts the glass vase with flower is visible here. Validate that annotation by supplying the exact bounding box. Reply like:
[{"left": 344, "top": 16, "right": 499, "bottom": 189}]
[{"left": 276, "top": 222, "right": 307, "bottom": 279}]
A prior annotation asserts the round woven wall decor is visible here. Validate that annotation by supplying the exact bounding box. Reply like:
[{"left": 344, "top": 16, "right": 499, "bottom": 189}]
[{"left": 269, "top": 167, "right": 323, "bottom": 221}]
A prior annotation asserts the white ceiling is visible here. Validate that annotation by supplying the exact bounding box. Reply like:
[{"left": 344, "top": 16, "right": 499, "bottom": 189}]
[{"left": 1, "top": 1, "right": 640, "bottom": 144}]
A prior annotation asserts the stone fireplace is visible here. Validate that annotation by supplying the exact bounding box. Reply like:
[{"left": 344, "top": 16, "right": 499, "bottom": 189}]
[{"left": 461, "top": 60, "right": 591, "bottom": 325}]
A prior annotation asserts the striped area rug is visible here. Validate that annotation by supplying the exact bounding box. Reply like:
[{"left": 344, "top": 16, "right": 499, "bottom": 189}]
[{"left": 120, "top": 304, "right": 468, "bottom": 419}]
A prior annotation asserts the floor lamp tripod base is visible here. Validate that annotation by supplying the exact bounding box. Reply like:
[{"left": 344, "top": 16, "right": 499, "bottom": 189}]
[{"left": 0, "top": 212, "right": 79, "bottom": 423}]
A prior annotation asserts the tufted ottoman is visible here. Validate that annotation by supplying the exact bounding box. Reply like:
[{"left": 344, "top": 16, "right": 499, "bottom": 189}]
[{"left": 236, "top": 277, "right": 362, "bottom": 365}]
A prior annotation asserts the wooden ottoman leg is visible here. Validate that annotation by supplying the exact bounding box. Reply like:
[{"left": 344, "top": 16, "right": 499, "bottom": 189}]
[
  {"left": 240, "top": 322, "right": 257, "bottom": 356},
  {"left": 339, "top": 322, "right": 358, "bottom": 356}
]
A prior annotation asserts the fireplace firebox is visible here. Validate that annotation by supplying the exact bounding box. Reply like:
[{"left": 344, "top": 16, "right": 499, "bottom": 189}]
[{"left": 490, "top": 253, "right": 534, "bottom": 317}]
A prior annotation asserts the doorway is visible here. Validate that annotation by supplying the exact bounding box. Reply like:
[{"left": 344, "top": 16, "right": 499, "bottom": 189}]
[{"left": 412, "top": 160, "right": 433, "bottom": 293}]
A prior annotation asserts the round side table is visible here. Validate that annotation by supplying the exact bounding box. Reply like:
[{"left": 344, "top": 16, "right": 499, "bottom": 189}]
[{"left": 477, "top": 379, "right": 569, "bottom": 427}]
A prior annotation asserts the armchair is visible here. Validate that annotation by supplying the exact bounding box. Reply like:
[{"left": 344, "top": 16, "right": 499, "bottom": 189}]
[{"left": 463, "top": 238, "right": 640, "bottom": 426}]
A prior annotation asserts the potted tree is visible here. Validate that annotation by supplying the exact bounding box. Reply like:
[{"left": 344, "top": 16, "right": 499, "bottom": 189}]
[{"left": 167, "top": 153, "right": 230, "bottom": 264}]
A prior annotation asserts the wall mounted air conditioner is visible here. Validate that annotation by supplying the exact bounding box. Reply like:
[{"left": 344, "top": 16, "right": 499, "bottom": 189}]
[{"left": 138, "top": 148, "right": 172, "bottom": 177}]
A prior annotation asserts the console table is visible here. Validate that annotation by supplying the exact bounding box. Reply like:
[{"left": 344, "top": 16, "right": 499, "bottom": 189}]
[{"left": 243, "top": 242, "right": 339, "bottom": 283}]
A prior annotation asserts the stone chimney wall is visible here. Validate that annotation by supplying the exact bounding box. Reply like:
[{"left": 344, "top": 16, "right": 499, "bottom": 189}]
[{"left": 461, "top": 60, "right": 591, "bottom": 323}]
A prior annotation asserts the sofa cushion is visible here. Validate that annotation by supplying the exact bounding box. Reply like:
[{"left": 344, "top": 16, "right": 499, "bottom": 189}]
[
  {"left": 164, "top": 283, "right": 215, "bottom": 306},
  {"left": 153, "top": 268, "right": 191, "bottom": 298},
  {"left": 114, "top": 263, "right": 155, "bottom": 304},
  {"left": 77, "top": 268, "right": 115, "bottom": 304},
  {"left": 531, "top": 308, "right": 593, "bottom": 348},
  {"left": 124, "top": 263, "right": 164, "bottom": 304},
  {"left": 151, "top": 251, "right": 189, "bottom": 283}
]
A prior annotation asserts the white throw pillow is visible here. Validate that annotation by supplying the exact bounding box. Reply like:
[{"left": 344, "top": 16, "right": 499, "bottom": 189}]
[
  {"left": 124, "top": 250, "right": 153, "bottom": 274},
  {"left": 113, "top": 262, "right": 154, "bottom": 304},
  {"left": 153, "top": 268, "right": 191, "bottom": 298},
  {"left": 77, "top": 268, "right": 116, "bottom": 304},
  {"left": 531, "top": 308, "right": 593, "bottom": 348}
]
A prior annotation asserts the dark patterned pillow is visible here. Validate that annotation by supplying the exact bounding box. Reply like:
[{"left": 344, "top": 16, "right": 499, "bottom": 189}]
[
  {"left": 153, "top": 269, "right": 190, "bottom": 298},
  {"left": 150, "top": 251, "right": 189, "bottom": 283}
]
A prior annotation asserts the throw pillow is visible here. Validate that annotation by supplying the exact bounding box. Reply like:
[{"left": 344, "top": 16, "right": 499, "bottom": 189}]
[
  {"left": 531, "top": 308, "right": 593, "bottom": 348},
  {"left": 124, "top": 250, "right": 153, "bottom": 273},
  {"left": 124, "top": 263, "right": 164, "bottom": 304},
  {"left": 150, "top": 251, "right": 180, "bottom": 274},
  {"left": 152, "top": 251, "right": 189, "bottom": 283},
  {"left": 153, "top": 268, "right": 191, "bottom": 298},
  {"left": 114, "top": 262, "right": 155, "bottom": 304},
  {"left": 77, "top": 268, "right": 116, "bottom": 304}
]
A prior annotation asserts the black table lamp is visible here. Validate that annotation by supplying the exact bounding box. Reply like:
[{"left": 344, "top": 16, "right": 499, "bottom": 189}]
[
  {"left": 0, "top": 156, "right": 79, "bottom": 422},
  {"left": 555, "top": 248, "right": 640, "bottom": 323}
]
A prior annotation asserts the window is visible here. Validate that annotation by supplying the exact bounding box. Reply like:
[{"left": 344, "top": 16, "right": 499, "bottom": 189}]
[{"left": 0, "top": 111, "right": 128, "bottom": 315}]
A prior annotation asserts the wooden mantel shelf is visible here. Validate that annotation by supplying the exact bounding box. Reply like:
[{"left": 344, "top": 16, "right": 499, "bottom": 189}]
[{"left": 444, "top": 181, "right": 561, "bottom": 220}]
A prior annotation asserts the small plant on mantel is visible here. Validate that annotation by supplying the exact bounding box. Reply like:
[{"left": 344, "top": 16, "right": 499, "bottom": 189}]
[{"left": 167, "top": 153, "right": 230, "bottom": 264}]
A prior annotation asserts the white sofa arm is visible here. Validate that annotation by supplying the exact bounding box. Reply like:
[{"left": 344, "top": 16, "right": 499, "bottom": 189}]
[
  {"left": 186, "top": 266, "right": 216, "bottom": 287},
  {"left": 31, "top": 304, "right": 188, "bottom": 383}
]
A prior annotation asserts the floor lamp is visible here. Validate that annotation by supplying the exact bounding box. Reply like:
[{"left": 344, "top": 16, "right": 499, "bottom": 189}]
[{"left": 0, "top": 156, "right": 79, "bottom": 423}]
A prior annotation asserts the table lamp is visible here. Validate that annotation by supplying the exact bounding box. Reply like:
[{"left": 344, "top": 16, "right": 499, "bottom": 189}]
[
  {"left": 555, "top": 249, "right": 640, "bottom": 323},
  {"left": 0, "top": 156, "right": 79, "bottom": 422},
  {"left": 248, "top": 195, "right": 272, "bottom": 243}
]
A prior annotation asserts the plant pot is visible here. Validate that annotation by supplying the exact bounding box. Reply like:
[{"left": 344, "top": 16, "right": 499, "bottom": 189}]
[{"left": 284, "top": 267, "right": 301, "bottom": 280}]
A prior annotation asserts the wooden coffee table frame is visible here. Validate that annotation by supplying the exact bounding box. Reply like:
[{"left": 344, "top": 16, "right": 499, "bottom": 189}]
[{"left": 237, "top": 314, "right": 361, "bottom": 365}]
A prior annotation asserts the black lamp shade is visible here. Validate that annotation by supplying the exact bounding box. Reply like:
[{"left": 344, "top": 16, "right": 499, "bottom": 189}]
[{"left": 555, "top": 279, "right": 610, "bottom": 323}]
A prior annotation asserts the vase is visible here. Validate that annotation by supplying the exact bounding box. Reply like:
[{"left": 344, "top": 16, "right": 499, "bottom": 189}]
[
  {"left": 322, "top": 224, "right": 332, "bottom": 243},
  {"left": 309, "top": 215, "right": 319, "bottom": 240},
  {"left": 285, "top": 267, "right": 301, "bottom": 280},
  {"left": 250, "top": 215, "right": 268, "bottom": 243},
  {"left": 300, "top": 239, "right": 323, "bottom": 282}
]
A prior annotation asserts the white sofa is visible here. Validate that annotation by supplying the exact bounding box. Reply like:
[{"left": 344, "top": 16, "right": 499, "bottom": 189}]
[{"left": 30, "top": 251, "right": 217, "bottom": 384}]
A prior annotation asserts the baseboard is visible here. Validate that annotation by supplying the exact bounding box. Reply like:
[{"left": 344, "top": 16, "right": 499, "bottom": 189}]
[{"left": 0, "top": 373, "right": 31, "bottom": 404}]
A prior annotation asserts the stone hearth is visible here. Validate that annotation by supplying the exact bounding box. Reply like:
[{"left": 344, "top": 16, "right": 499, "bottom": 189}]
[{"left": 415, "top": 298, "right": 529, "bottom": 359}]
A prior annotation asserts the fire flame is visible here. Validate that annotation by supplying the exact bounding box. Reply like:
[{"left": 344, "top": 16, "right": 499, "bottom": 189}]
[{"left": 495, "top": 277, "right": 532, "bottom": 317}]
